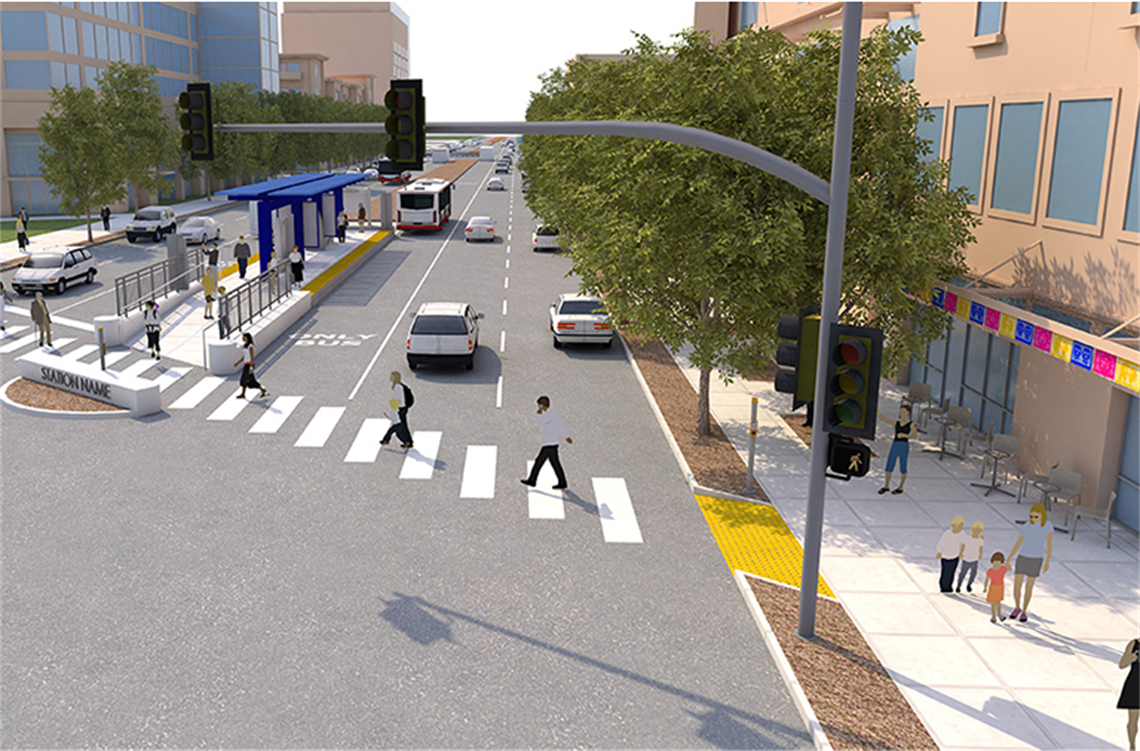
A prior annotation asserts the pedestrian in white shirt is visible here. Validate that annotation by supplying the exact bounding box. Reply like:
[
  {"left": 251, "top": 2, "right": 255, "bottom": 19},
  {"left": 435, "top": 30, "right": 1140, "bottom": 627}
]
[
  {"left": 957, "top": 521, "right": 985, "bottom": 593},
  {"left": 520, "top": 395, "right": 572, "bottom": 490},
  {"left": 936, "top": 516, "right": 969, "bottom": 593}
]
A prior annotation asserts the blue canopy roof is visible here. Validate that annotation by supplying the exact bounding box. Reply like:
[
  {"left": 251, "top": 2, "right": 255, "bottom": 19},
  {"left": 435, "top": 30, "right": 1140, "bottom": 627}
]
[
  {"left": 270, "top": 173, "right": 369, "bottom": 198},
  {"left": 220, "top": 173, "right": 367, "bottom": 201}
]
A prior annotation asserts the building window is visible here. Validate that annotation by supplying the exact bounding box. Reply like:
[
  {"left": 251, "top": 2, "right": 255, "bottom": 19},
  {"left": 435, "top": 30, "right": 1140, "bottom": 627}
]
[
  {"left": 990, "top": 101, "right": 1043, "bottom": 215},
  {"left": 145, "top": 36, "right": 154, "bottom": 66},
  {"left": 1, "top": 11, "right": 49, "bottom": 51},
  {"left": 48, "top": 12, "right": 64, "bottom": 52},
  {"left": 975, "top": 2, "right": 1003, "bottom": 36},
  {"left": 1046, "top": 98, "right": 1112, "bottom": 226},
  {"left": 82, "top": 20, "right": 94, "bottom": 57},
  {"left": 189, "top": 12, "right": 196, "bottom": 42},
  {"left": 886, "top": 14, "right": 919, "bottom": 82},
  {"left": 85, "top": 65, "right": 102, "bottom": 89},
  {"left": 191, "top": 47, "right": 198, "bottom": 76},
  {"left": 4, "top": 61, "right": 51, "bottom": 89},
  {"left": 130, "top": 2, "right": 139, "bottom": 27},
  {"left": 1125, "top": 120, "right": 1140, "bottom": 234},
  {"left": 95, "top": 23, "right": 108, "bottom": 60},
  {"left": 6, "top": 133, "right": 44, "bottom": 178},
  {"left": 917, "top": 106, "right": 944, "bottom": 163},
  {"left": 64, "top": 15, "right": 78, "bottom": 54},
  {"left": 949, "top": 104, "right": 989, "bottom": 206},
  {"left": 1116, "top": 396, "right": 1140, "bottom": 533},
  {"left": 739, "top": 2, "right": 758, "bottom": 30}
]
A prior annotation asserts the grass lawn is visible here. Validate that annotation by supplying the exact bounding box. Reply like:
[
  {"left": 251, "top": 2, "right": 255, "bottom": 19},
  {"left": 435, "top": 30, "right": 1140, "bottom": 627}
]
[{"left": 1, "top": 218, "right": 87, "bottom": 244}]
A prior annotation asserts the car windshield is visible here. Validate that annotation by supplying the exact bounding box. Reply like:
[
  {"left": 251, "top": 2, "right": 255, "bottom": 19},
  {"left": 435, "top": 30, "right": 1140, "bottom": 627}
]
[
  {"left": 23, "top": 253, "right": 65, "bottom": 269},
  {"left": 560, "top": 300, "right": 604, "bottom": 315},
  {"left": 400, "top": 194, "right": 435, "bottom": 210},
  {"left": 134, "top": 210, "right": 163, "bottom": 221},
  {"left": 412, "top": 315, "right": 467, "bottom": 335},
  {"left": 537, "top": 227, "right": 558, "bottom": 236},
  {"left": 469, "top": 217, "right": 492, "bottom": 226},
  {"left": 182, "top": 218, "right": 206, "bottom": 228}
]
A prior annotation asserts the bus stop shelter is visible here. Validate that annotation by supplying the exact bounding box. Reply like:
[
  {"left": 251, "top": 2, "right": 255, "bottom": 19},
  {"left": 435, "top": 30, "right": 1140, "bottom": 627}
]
[{"left": 220, "top": 173, "right": 368, "bottom": 273}]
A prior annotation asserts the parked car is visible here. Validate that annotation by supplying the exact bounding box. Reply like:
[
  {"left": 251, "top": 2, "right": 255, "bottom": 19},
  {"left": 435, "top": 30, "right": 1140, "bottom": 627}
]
[
  {"left": 125, "top": 206, "right": 177, "bottom": 243},
  {"left": 487, "top": 177, "right": 506, "bottom": 191},
  {"left": 176, "top": 216, "right": 221, "bottom": 244},
  {"left": 464, "top": 216, "right": 495, "bottom": 242},
  {"left": 406, "top": 302, "right": 483, "bottom": 370},
  {"left": 549, "top": 293, "right": 613, "bottom": 349},
  {"left": 12, "top": 247, "right": 97, "bottom": 295},
  {"left": 532, "top": 225, "right": 560, "bottom": 252}
]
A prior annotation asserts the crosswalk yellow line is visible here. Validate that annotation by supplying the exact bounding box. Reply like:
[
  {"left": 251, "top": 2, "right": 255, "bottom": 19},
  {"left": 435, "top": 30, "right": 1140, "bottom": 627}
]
[{"left": 696, "top": 494, "right": 834, "bottom": 598}]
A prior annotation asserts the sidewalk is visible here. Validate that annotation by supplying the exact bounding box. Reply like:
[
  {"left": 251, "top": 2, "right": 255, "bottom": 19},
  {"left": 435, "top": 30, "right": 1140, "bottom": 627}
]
[
  {"left": 1, "top": 196, "right": 233, "bottom": 271},
  {"left": 669, "top": 345, "right": 1137, "bottom": 751}
]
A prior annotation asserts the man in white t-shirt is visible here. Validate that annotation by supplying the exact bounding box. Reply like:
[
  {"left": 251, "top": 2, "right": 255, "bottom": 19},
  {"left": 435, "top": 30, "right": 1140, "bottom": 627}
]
[
  {"left": 935, "top": 516, "right": 969, "bottom": 593},
  {"left": 520, "top": 395, "right": 572, "bottom": 490}
]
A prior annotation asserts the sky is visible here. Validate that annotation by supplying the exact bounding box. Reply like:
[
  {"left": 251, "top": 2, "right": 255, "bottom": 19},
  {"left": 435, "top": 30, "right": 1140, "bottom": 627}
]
[{"left": 389, "top": 0, "right": 698, "bottom": 123}]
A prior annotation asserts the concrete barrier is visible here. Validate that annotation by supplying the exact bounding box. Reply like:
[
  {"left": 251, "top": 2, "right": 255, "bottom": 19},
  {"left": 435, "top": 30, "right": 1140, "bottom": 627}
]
[
  {"left": 205, "top": 291, "right": 311, "bottom": 375},
  {"left": 94, "top": 281, "right": 202, "bottom": 347},
  {"left": 17, "top": 348, "right": 160, "bottom": 416}
]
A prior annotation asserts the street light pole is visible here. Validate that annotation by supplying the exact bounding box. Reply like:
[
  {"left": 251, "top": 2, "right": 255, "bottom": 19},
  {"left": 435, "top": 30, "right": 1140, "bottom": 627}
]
[{"left": 797, "top": 2, "right": 863, "bottom": 640}]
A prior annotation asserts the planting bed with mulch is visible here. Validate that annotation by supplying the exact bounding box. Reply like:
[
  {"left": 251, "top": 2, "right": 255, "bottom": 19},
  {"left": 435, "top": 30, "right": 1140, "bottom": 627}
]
[
  {"left": 5, "top": 378, "right": 123, "bottom": 412},
  {"left": 622, "top": 332, "right": 933, "bottom": 750}
]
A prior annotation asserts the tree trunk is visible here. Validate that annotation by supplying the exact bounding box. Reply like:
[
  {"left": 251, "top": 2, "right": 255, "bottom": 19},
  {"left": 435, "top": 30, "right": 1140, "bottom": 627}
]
[
  {"left": 697, "top": 366, "right": 711, "bottom": 436},
  {"left": 85, "top": 211, "right": 93, "bottom": 242}
]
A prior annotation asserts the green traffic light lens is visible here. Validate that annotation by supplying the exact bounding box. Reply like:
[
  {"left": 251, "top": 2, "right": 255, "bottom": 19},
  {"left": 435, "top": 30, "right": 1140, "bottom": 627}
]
[{"left": 834, "top": 401, "right": 861, "bottom": 425}]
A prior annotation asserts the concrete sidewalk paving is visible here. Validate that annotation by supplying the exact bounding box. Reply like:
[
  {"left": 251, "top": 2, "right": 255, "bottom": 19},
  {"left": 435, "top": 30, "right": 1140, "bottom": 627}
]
[{"left": 668, "top": 344, "right": 1138, "bottom": 751}]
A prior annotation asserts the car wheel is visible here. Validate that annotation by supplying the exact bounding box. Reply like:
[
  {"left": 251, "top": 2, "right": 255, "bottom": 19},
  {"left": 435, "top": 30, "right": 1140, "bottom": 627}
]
[
  {"left": 553, "top": 336, "right": 562, "bottom": 349},
  {"left": 603, "top": 338, "right": 613, "bottom": 349},
  {"left": 12, "top": 286, "right": 24, "bottom": 295},
  {"left": 154, "top": 230, "right": 162, "bottom": 242},
  {"left": 56, "top": 278, "right": 67, "bottom": 295},
  {"left": 465, "top": 354, "right": 474, "bottom": 370},
  {"left": 85, "top": 269, "right": 96, "bottom": 284},
  {"left": 126, "top": 234, "right": 136, "bottom": 243},
  {"left": 407, "top": 358, "right": 417, "bottom": 371}
]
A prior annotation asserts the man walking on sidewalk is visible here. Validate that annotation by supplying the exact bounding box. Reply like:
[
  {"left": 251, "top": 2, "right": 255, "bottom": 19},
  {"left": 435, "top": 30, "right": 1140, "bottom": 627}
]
[
  {"left": 100, "top": 206, "right": 111, "bottom": 232},
  {"left": 520, "top": 395, "right": 572, "bottom": 490},
  {"left": 936, "top": 516, "right": 968, "bottom": 593},
  {"left": 234, "top": 236, "right": 251, "bottom": 278},
  {"left": 15, "top": 214, "right": 28, "bottom": 251},
  {"left": 31, "top": 291, "right": 51, "bottom": 346}
]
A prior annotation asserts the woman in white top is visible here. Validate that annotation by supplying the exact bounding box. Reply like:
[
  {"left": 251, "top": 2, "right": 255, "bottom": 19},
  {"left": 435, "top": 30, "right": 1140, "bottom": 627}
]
[
  {"left": 289, "top": 245, "right": 304, "bottom": 287},
  {"left": 232, "top": 332, "right": 267, "bottom": 399},
  {"left": 143, "top": 299, "right": 161, "bottom": 359}
]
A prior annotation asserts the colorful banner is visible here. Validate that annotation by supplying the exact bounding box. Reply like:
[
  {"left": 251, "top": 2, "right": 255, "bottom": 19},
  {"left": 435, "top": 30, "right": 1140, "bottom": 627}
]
[
  {"left": 931, "top": 287, "right": 946, "bottom": 309},
  {"left": 1117, "top": 360, "right": 1140, "bottom": 393},
  {"left": 1033, "top": 326, "right": 1053, "bottom": 353},
  {"left": 1093, "top": 350, "right": 1117, "bottom": 379},
  {"left": 1071, "top": 341, "right": 1094, "bottom": 371},
  {"left": 943, "top": 291, "right": 957, "bottom": 313},
  {"left": 985, "top": 308, "right": 1002, "bottom": 332},
  {"left": 999, "top": 312, "right": 1018, "bottom": 339},
  {"left": 970, "top": 301, "right": 986, "bottom": 326},
  {"left": 1050, "top": 333, "right": 1072, "bottom": 362},
  {"left": 1015, "top": 319, "right": 1035, "bottom": 346},
  {"left": 956, "top": 296, "right": 971, "bottom": 318}
]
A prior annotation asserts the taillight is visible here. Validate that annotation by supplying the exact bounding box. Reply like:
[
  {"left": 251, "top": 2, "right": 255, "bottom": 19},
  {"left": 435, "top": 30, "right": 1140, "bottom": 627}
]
[
  {"left": 468, "top": 338, "right": 473, "bottom": 351},
  {"left": 398, "top": 211, "right": 402, "bottom": 222},
  {"left": 557, "top": 322, "right": 575, "bottom": 330},
  {"left": 406, "top": 338, "right": 411, "bottom": 350},
  {"left": 432, "top": 211, "right": 437, "bottom": 224},
  {"left": 594, "top": 323, "right": 611, "bottom": 331}
]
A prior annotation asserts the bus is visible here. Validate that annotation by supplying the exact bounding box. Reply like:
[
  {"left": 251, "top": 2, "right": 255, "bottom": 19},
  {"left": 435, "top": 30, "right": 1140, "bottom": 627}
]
[
  {"left": 396, "top": 178, "right": 453, "bottom": 231},
  {"left": 374, "top": 157, "right": 412, "bottom": 184}
]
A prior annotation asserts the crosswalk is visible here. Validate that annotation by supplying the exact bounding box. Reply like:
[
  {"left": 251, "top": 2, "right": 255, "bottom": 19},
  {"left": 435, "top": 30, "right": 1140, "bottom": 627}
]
[{"left": 1, "top": 334, "right": 646, "bottom": 544}]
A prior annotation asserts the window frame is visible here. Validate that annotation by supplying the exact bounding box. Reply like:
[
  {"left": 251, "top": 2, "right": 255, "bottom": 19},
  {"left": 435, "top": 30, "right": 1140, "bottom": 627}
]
[
  {"left": 1039, "top": 87, "right": 1121, "bottom": 238},
  {"left": 917, "top": 99, "right": 949, "bottom": 164},
  {"left": 946, "top": 96, "right": 995, "bottom": 215},
  {"left": 970, "top": 1, "right": 1006, "bottom": 47},
  {"left": 987, "top": 93, "right": 1050, "bottom": 226},
  {"left": 1120, "top": 105, "right": 1140, "bottom": 246}
]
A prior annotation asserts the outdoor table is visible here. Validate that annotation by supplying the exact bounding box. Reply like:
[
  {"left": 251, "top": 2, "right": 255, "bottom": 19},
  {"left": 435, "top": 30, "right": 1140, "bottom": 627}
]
[
  {"left": 921, "top": 413, "right": 966, "bottom": 461},
  {"left": 971, "top": 448, "right": 1015, "bottom": 497}
]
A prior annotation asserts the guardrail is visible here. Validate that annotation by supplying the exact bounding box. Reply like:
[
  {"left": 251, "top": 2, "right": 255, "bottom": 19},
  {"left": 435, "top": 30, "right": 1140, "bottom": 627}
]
[
  {"left": 114, "top": 246, "right": 205, "bottom": 316},
  {"left": 215, "top": 262, "right": 294, "bottom": 339}
]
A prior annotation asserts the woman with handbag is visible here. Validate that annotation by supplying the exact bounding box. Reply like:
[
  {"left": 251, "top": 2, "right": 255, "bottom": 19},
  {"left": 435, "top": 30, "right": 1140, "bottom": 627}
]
[{"left": 233, "top": 332, "right": 268, "bottom": 399}]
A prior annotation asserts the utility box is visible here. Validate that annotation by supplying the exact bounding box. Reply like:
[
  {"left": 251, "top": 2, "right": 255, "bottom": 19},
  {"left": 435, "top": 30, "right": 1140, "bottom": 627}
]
[
  {"left": 166, "top": 233, "right": 188, "bottom": 291},
  {"left": 479, "top": 145, "right": 495, "bottom": 161}
]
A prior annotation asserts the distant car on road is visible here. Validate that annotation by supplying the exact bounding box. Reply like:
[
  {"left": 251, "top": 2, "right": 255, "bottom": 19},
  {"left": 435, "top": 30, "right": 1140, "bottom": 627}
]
[
  {"left": 406, "top": 302, "right": 483, "bottom": 371},
  {"left": 494, "top": 161, "right": 511, "bottom": 174},
  {"left": 176, "top": 216, "right": 221, "bottom": 245},
  {"left": 549, "top": 293, "right": 613, "bottom": 349},
  {"left": 532, "top": 225, "right": 560, "bottom": 252},
  {"left": 464, "top": 216, "right": 495, "bottom": 242},
  {"left": 125, "top": 206, "right": 176, "bottom": 243},
  {"left": 346, "top": 166, "right": 361, "bottom": 174},
  {"left": 12, "top": 247, "right": 97, "bottom": 295},
  {"left": 363, "top": 168, "right": 379, "bottom": 179},
  {"left": 486, "top": 177, "right": 506, "bottom": 191}
]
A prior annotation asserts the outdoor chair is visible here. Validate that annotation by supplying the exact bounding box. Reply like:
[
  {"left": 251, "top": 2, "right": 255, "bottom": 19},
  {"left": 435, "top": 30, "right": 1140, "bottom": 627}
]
[
  {"left": 1070, "top": 491, "right": 1119, "bottom": 548},
  {"left": 1044, "top": 468, "right": 1083, "bottom": 522},
  {"left": 902, "top": 382, "right": 932, "bottom": 428},
  {"left": 1017, "top": 461, "right": 1060, "bottom": 505},
  {"left": 940, "top": 405, "right": 973, "bottom": 458},
  {"left": 981, "top": 433, "right": 1020, "bottom": 483},
  {"left": 964, "top": 421, "right": 994, "bottom": 460},
  {"left": 920, "top": 397, "right": 951, "bottom": 433}
]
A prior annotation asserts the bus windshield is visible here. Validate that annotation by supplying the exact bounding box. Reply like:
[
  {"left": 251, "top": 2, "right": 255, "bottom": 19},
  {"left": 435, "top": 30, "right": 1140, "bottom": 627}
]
[{"left": 400, "top": 194, "right": 435, "bottom": 211}]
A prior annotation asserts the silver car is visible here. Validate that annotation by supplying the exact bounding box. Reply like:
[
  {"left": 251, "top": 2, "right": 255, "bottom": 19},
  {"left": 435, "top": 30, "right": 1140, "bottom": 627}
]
[
  {"left": 125, "top": 206, "right": 177, "bottom": 243},
  {"left": 176, "top": 216, "right": 221, "bottom": 244},
  {"left": 12, "top": 247, "right": 97, "bottom": 295},
  {"left": 549, "top": 293, "right": 613, "bottom": 349},
  {"left": 406, "top": 302, "right": 484, "bottom": 370}
]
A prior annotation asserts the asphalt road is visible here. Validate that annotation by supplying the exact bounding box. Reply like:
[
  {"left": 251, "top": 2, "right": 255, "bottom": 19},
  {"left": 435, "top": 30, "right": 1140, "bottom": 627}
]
[{"left": 0, "top": 146, "right": 811, "bottom": 748}]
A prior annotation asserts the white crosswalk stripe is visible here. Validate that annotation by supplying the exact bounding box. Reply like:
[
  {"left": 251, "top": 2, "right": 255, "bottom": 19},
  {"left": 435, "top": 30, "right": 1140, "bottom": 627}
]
[
  {"left": 38, "top": 338, "right": 77, "bottom": 353},
  {"left": 0, "top": 325, "right": 29, "bottom": 338},
  {"left": 101, "top": 351, "right": 131, "bottom": 367},
  {"left": 344, "top": 418, "right": 390, "bottom": 462},
  {"left": 60, "top": 344, "right": 98, "bottom": 361},
  {"left": 152, "top": 366, "right": 192, "bottom": 392},
  {"left": 526, "top": 460, "right": 565, "bottom": 519},
  {"left": 249, "top": 395, "right": 303, "bottom": 434},
  {"left": 295, "top": 406, "right": 345, "bottom": 447},
  {"left": 399, "top": 431, "right": 441, "bottom": 479},
  {"left": 118, "top": 358, "right": 159, "bottom": 379},
  {"left": 0, "top": 333, "right": 38, "bottom": 354},
  {"left": 460, "top": 445, "right": 497, "bottom": 498},
  {"left": 593, "top": 477, "right": 643, "bottom": 543},
  {"left": 169, "top": 375, "right": 227, "bottom": 409},
  {"left": 208, "top": 389, "right": 254, "bottom": 421}
]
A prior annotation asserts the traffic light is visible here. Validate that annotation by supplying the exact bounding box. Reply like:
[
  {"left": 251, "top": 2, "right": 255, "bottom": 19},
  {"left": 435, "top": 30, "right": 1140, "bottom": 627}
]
[
  {"left": 384, "top": 79, "right": 424, "bottom": 171},
  {"left": 827, "top": 433, "right": 871, "bottom": 479},
  {"left": 821, "top": 323, "right": 883, "bottom": 439},
  {"left": 178, "top": 82, "right": 214, "bottom": 161},
  {"left": 774, "top": 307, "right": 821, "bottom": 410}
]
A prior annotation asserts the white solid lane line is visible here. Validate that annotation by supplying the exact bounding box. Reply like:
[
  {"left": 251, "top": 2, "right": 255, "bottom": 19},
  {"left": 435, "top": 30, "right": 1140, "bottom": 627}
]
[
  {"left": 170, "top": 375, "right": 226, "bottom": 409},
  {"left": 249, "top": 395, "right": 304, "bottom": 433},
  {"left": 593, "top": 477, "right": 643, "bottom": 543},
  {"left": 526, "top": 460, "right": 565, "bottom": 519},
  {"left": 295, "top": 406, "right": 346, "bottom": 448},
  {"left": 345, "top": 417, "right": 390, "bottom": 462},
  {"left": 152, "top": 365, "right": 192, "bottom": 392},
  {"left": 398, "top": 430, "right": 442, "bottom": 479},
  {"left": 208, "top": 388, "right": 254, "bottom": 421},
  {"left": 460, "top": 445, "right": 497, "bottom": 499}
]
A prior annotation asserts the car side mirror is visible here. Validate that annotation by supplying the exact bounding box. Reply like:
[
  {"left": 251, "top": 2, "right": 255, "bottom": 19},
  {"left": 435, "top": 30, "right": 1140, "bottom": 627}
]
[{"left": 477, "top": 312, "right": 485, "bottom": 319}]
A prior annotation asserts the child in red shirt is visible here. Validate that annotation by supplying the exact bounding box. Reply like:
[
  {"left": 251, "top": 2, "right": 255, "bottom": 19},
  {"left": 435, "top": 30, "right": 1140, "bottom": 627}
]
[{"left": 984, "top": 551, "right": 1008, "bottom": 623}]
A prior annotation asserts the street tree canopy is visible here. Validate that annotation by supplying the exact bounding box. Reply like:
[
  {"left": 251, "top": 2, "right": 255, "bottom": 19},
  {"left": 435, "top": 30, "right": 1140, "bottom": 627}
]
[{"left": 523, "top": 25, "right": 976, "bottom": 435}]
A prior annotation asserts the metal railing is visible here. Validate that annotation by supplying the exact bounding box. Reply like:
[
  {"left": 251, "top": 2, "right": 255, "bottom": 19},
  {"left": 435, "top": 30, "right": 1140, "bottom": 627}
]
[
  {"left": 114, "top": 246, "right": 205, "bottom": 316},
  {"left": 215, "top": 262, "right": 294, "bottom": 339}
]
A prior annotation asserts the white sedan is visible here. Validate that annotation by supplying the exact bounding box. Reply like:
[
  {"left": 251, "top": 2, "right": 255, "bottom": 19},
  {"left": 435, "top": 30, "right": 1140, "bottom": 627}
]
[
  {"left": 486, "top": 177, "right": 506, "bottom": 191},
  {"left": 549, "top": 293, "right": 614, "bottom": 349},
  {"left": 464, "top": 216, "right": 495, "bottom": 242},
  {"left": 176, "top": 216, "right": 221, "bottom": 244}
]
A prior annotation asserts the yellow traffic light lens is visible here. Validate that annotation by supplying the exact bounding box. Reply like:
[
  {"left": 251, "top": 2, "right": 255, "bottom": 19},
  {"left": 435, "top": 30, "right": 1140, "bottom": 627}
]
[
  {"left": 385, "top": 114, "right": 413, "bottom": 136},
  {"left": 837, "top": 370, "right": 864, "bottom": 394}
]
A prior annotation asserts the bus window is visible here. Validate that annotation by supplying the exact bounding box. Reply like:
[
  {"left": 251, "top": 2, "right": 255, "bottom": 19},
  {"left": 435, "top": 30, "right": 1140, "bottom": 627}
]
[{"left": 401, "top": 194, "right": 435, "bottom": 210}]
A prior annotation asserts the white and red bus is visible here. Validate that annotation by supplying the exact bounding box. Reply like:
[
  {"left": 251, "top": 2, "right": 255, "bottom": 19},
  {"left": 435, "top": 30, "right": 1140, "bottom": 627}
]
[{"left": 396, "top": 178, "right": 452, "bottom": 231}]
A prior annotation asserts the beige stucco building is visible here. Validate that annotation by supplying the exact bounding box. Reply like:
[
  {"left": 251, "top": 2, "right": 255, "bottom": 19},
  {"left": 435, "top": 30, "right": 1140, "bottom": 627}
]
[{"left": 697, "top": 2, "right": 1140, "bottom": 533}]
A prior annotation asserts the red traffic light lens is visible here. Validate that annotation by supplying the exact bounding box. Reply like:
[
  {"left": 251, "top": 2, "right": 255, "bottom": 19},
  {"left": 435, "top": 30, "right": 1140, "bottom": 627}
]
[
  {"left": 838, "top": 339, "right": 866, "bottom": 365},
  {"left": 385, "top": 89, "right": 412, "bottom": 110}
]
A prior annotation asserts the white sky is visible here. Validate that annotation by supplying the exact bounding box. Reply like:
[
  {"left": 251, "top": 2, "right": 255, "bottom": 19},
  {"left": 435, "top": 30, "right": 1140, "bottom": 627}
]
[{"left": 390, "top": 0, "right": 697, "bottom": 123}]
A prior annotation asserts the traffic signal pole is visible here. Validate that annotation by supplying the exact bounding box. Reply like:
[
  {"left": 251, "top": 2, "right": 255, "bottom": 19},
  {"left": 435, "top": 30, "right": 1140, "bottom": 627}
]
[{"left": 797, "top": 3, "right": 862, "bottom": 640}]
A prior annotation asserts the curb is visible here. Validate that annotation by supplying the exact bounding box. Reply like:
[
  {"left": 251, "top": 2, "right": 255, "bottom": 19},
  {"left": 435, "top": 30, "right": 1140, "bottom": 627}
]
[
  {"left": 0, "top": 376, "right": 132, "bottom": 420},
  {"left": 734, "top": 570, "right": 833, "bottom": 751}
]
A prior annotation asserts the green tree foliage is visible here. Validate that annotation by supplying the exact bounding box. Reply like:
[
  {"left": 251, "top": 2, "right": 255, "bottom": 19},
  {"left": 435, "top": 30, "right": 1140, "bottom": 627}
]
[
  {"left": 210, "top": 80, "right": 285, "bottom": 186},
  {"left": 523, "top": 25, "right": 976, "bottom": 434},
  {"left": 98, "top": 62, "right": 178, "bottom": 197}
]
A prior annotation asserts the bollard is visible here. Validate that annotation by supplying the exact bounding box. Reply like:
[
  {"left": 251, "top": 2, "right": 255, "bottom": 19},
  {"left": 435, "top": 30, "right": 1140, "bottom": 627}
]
[
  {"left": 97, "top": 326, "right": 106, "bottom": 371},
  {"left": 743, "top": 396, "right": 758, "bottom": 493}
]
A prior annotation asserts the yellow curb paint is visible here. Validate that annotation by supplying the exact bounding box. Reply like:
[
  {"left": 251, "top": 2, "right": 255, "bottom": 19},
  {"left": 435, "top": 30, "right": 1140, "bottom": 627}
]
[
  {"left": 696, "top": 494, "right": 834, "bottom": 598},
  {"left": 302, "top": 230, "right": 390, "bottom": 296},
  {"left": 217, "top": 252, "right": 259, "bottom": 281}
]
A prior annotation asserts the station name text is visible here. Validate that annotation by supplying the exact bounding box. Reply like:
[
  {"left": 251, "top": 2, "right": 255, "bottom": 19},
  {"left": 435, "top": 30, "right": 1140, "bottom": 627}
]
[{"left": 40, "top": 366, "right": 112, "bottom": 399}]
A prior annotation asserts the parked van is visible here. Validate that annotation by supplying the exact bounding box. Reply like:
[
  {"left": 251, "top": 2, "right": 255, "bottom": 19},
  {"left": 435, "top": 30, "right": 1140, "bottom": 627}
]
[{"left": 479, "top": 145, "right": 495, "bottom": 161}]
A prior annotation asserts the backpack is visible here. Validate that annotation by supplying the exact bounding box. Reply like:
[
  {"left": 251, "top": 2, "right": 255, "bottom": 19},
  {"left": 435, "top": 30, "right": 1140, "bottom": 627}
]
[{"left": 401, "top": 383, "right": 414, "bottom": 409}]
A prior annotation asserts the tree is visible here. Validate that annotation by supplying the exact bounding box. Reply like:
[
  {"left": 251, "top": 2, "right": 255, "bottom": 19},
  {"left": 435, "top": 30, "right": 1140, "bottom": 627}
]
[
  {"left": 38, "top": 86, "right": 122, "bottom": 242},
  {"left": 523, "top": 25, "right": 976, "bottom": 435},
  {"left": 98, "top": 62, "right": 178, "bottom": 198},
  {"left": 210, "top": 80, "right": 283, "bottom": 188}
]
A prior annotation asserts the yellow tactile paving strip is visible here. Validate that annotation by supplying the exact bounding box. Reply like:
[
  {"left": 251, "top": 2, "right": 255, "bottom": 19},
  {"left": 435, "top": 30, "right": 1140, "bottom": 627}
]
[{"left": 696, "top": 495, "right": 834, "bottom": 598}]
